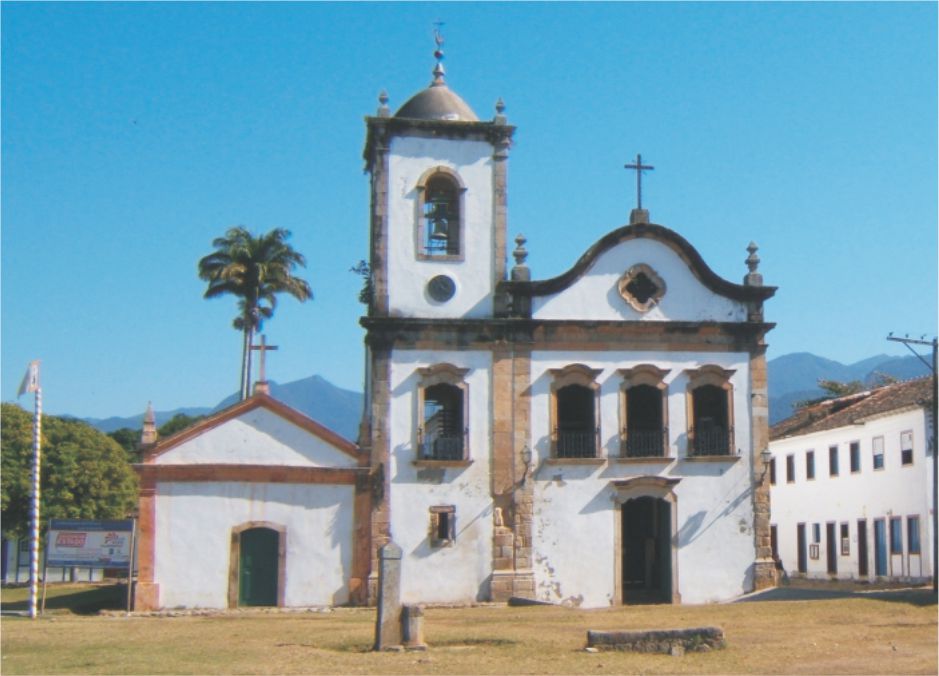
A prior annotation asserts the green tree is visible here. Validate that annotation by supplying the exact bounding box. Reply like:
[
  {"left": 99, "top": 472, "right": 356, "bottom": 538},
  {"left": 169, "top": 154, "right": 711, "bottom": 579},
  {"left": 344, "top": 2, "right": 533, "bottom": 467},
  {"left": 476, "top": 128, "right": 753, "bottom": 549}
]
[
  {"left": 1, "top": 403, "right": 138, "bottom": 540},
  {"left": 795, "top": 379, "right": 868, "bottom": 409},
  {"left": 198, "top": 227, "right": 312, "bottom": 400},
  {"left": 158, "top": 413, "right": 205, "bottom": 438},
  {"left": 108, "top": 427, "right": 140, "bottom": 461}
]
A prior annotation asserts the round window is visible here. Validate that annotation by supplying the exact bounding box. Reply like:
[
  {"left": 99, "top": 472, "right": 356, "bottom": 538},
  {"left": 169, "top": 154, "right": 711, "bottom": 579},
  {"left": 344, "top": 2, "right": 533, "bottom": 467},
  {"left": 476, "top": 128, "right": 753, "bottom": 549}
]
[{"left": 427, "top": 275, "right": 456, "bottom": 302}]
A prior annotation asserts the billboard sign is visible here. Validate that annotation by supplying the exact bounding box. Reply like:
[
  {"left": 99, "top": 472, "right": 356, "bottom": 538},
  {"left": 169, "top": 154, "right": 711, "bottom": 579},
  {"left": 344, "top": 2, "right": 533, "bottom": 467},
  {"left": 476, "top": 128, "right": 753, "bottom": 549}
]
[{"left": 46, "top": 519, "right": 134, "bottom": 569}]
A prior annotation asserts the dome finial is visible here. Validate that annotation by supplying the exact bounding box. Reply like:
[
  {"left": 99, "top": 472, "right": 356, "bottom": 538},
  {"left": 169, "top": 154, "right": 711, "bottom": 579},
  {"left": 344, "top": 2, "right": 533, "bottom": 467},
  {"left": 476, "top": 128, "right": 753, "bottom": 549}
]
[{"left": 432, "top": 21, "right": 446, "bottom": 86}]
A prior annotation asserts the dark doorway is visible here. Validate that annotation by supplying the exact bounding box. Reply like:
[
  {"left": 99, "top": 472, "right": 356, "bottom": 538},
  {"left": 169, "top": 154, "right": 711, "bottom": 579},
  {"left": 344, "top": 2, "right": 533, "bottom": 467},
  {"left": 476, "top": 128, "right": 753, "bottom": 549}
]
[
  {"left": 625, "top": 385, "right": 664, "bottom": 457},
  {"left": 239, "top": 527, "right": 279, "bottom": 606},
  {"left": 691, "top": 385, "right": 730, "bottom": 455},
  {"left": 556, "top": 384, "right": 596, "bottom": 458},
  {"left": 825, "top": 522, "right": 837, "bottom": 575},
  {"left": 796, "top": 523, "right": 807, "bottom": 574},
  {"left": 874, "top": 519, "right": 887, "bottom": 576},
  {"left": 857, "top": 519, "right": 869, "bottom": 577},
  {"left": 622, "top": 497, "right": 671, "bottom": 604}
]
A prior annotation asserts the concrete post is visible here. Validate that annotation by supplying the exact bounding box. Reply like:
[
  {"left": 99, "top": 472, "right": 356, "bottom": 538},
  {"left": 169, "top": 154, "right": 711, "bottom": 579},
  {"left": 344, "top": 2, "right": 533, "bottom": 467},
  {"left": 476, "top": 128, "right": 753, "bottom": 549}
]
[
  {"left": 373, "top": 541, "right": 403, "bottom": 650},
  {"left": 402, "top": 604, "right": 427, "bottom": 650}
]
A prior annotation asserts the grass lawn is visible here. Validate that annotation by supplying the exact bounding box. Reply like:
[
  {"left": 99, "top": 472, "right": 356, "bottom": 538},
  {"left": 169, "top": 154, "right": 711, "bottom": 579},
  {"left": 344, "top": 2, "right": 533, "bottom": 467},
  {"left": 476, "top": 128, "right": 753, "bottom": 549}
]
[{"left": 1, "top": 584, "right": 936, "bottom": 674}]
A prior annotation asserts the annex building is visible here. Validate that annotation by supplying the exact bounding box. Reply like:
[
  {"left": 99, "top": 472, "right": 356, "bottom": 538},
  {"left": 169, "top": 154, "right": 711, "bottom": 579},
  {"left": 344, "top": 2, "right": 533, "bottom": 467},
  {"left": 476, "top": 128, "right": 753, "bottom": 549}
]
[
  {"left": 359, "top": 51, "right": 777, "bottom": 608},
  {"left": 769, "top": 377, "right": 934, "bottom": 583}
]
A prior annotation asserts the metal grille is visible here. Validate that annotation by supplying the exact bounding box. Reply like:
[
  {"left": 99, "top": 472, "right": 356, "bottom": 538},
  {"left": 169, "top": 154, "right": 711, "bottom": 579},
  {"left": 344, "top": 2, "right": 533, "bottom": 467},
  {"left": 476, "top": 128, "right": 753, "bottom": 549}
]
[
  {"left": 623, "top": 428, "right": 667, "bottom": 458},
  {"left": 689, "top": 427, "right": 733, "bottom": 456},
  {"left": 556, "top": 430, "right": 597, "bottom": 458},
  {"left": 420, "top": 435, "right": 464, "bottom": 461}
]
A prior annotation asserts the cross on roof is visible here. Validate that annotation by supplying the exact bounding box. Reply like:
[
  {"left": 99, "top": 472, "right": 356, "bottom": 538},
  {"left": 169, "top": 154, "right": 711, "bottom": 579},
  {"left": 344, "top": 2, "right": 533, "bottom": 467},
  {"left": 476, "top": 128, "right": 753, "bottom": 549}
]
[
  {"left": 249, "top": 335, "right": 279, "bottom": 383},
  {"left": 624, "top": 153, "right": 654, "bottom": 210}
]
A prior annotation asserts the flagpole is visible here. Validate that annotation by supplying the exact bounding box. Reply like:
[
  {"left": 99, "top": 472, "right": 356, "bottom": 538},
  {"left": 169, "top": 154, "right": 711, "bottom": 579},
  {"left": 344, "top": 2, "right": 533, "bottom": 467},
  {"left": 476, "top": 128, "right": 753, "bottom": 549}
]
[{"left": 28, "top": 385, "right": 42, "bottom": 619}]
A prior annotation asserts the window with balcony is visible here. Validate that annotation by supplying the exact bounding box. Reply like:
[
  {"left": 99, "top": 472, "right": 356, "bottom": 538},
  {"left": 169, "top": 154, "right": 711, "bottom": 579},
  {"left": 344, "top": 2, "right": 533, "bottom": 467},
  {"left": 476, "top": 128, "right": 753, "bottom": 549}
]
[
  {"left": 619, "top": 365, "right": 669, "bottom": 459},
  {"left": 685, "top": 366, "right": 735, "bottom": 457},
  {"left": 416, "top": 364, "right": 469, "bottom": 462},
  {"left": 549, "top": 364, "right": 601, "bottom": 459}
]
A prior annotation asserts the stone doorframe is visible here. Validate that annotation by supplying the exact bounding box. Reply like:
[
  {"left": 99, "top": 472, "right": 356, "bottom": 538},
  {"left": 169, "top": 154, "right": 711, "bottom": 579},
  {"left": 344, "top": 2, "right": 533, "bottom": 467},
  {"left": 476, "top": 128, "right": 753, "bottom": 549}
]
[
  {"left": 228, "top": 521, "right": 287, "bottom": 608},
  {"left": 611, "top": 476, "right": 682, "bottom": 604}
]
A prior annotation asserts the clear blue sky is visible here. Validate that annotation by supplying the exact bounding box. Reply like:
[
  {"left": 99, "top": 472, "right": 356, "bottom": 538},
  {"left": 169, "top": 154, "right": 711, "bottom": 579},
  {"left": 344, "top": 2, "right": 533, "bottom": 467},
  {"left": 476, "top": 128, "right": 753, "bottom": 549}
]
[{"left": 2, "top": 2, "right": 936, "bottom": 420}]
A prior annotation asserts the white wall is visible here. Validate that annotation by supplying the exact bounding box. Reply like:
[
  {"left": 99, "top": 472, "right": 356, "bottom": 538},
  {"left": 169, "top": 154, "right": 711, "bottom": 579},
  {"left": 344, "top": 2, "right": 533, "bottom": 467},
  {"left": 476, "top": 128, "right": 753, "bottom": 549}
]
[
  {"left": 154, "top": 481, "right": 355, "bottom": 608},
  {"left": 386, "top": 135, "right": 495, "bottom": 318},
  {"left": 528, "top": 350, "right": 757, "bottom": 606},
  {"left": 532, "top": 238, "right": 748, "bottom": 323},
  {"left": 387, "top": 349, "right": 495, "bottom": 604},
  {"left": 156, "top": 407, "right": 356, "bottom": 468},
  {"left": 770, "top": 407, "right": 933, "bottom": 581}
]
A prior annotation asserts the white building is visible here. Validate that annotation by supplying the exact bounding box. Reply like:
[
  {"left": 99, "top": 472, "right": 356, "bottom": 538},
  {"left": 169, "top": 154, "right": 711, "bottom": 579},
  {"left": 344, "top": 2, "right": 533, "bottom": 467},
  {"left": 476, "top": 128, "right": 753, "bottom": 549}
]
[
  {"left": 769, "top": 377, "right": 934, "bottom": 582},
  {"left": 133, "top": 393, "right": 370, "bottom": 610},
  {"left": 359, "top": 52, "right": 777, "bottom": 608}
]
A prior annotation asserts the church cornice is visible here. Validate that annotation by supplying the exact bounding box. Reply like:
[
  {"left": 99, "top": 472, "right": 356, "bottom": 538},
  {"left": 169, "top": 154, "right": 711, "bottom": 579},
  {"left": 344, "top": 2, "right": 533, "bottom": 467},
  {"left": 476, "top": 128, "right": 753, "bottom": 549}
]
[
  {"left": 500, "top": 222, "right": 776, "bottom": 303},
  {"left": 363, "top": 116, "right": 515, "bottom": 168}
]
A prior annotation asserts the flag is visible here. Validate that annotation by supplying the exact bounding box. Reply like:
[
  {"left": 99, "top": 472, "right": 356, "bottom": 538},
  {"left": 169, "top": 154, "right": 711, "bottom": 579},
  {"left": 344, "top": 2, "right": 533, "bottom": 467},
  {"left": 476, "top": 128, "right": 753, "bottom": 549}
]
[{"left": 17, "top": 360, "right": 40, "bottom": 397}]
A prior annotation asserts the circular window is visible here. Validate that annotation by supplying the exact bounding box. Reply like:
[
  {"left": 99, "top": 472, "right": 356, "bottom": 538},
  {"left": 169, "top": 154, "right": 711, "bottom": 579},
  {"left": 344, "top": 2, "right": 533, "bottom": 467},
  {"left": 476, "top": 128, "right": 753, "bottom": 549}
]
[{"left": 427, "top": 275, "right": 456, "bottom": 302}]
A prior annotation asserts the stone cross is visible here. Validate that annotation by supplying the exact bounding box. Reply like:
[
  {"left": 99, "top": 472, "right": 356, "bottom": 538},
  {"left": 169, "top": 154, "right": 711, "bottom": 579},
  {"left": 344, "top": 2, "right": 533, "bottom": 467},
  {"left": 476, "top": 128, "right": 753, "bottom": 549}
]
[
  {"left": 249, "top": 335, "right": 279, "bottom": 383},
  {"left": 624, "top": 153, "right": 654, "bottom": 210},
  {"left": 373, "top": 541, "right": 403, "bottom": 650}
]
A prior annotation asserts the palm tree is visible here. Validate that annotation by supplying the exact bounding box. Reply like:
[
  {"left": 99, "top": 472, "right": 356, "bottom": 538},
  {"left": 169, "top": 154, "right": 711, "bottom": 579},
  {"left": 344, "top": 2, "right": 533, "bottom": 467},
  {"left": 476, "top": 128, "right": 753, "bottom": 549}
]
[{"left": 198, "top": 227, "right": 312, "bottom": 400}]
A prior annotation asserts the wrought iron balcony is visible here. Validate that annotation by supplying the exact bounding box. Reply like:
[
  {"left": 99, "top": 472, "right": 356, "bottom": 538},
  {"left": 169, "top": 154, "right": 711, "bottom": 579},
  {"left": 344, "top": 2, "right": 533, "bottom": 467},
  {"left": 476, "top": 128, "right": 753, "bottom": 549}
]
[
  {"left": 419, "top": 435, "right": 465, "bottom": 461},
  {"left": 689, "top": 426, "right": 733, "bottom": 456},
  {"left": 555, "top": 430, "right": 597, "bottom": 458},
  {"left": 622, "top": 428, "right": 668, "bottom": 458}
]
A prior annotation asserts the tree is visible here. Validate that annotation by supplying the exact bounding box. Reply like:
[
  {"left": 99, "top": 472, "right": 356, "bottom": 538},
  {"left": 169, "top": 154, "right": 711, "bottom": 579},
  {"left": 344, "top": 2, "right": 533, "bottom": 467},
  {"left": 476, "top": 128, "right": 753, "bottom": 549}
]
[
  {"left": 1, "top": 403, "right": 138, "bottom": 541},
  {"left": 795, "top": 379, "right": 867, "bottom": 409},
  {"left": 198, "top": 227, "right": 312, "bottom": 400},
  {"left": 158, "top": 413, "right": 205, "bottom": 438},
  {"left": 108, "top": 427, "right": 140, "bottom": 461}
]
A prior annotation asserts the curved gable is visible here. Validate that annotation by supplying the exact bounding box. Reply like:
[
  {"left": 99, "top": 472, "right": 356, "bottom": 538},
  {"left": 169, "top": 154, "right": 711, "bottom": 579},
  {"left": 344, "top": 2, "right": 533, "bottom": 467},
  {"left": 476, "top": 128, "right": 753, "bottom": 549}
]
[{"left": 522, "top": 223, "right": 774, "bottom": 322}]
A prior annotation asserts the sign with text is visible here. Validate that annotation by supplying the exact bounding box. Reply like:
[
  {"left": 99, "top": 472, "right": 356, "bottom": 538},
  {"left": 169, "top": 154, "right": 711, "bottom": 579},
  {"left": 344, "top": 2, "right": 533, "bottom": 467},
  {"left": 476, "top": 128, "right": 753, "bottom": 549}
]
[{"left": 46, "top": 519, "right": 134, "bottom": 569}]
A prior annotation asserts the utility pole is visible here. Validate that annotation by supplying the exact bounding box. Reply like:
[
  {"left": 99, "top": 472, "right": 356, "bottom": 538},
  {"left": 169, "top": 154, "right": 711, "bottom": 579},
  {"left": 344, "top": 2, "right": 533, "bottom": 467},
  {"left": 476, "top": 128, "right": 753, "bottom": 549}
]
[{"left": 887, "top": 334, "right": 937, "bottom": 593}]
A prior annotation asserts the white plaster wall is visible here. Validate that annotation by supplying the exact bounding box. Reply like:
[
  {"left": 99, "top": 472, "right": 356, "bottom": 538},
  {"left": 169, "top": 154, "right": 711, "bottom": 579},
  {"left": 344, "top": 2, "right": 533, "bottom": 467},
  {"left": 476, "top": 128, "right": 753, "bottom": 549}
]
[
  {"left": 770, "top": 408, "right": 933, "bottom": 581},
  {"left": 154, "top": 481, "right": 354, "bottom": 608},
  {"left": 388, "top": 349, "right": 495, "bottom": 604},
  {"left": 386, "top": 135, "right": 495, "bottom": 318},
  {"left": 529, "top": 351, "right": 757, "bottom": 606},
  {"left": 532, "top": 238, "right": 748, "bottom": 323},
  {"left": 156, "top": 408, "right": 356, "bottom": 468}
]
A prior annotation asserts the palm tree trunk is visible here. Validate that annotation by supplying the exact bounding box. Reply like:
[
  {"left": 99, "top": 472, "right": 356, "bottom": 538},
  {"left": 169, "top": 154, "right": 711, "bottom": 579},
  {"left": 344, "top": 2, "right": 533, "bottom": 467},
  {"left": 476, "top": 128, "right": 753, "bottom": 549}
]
[{"left": 240, "top": 326, "right": 253, "bottom": 400}]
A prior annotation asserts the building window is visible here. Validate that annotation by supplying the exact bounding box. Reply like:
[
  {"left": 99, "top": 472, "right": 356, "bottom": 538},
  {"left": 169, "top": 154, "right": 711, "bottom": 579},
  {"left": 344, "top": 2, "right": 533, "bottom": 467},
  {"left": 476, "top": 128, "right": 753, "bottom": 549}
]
[
  {"left": 429, "top": 506, "right": 456, "bottom": 547},
  {"left": 550, "top": 364, "right": 601, "bottom": 459},
  {"left": 900, "top": 430, "right": 913, "bottom": 466},
  {"left": 908, "top": 516, "right": 921, "bottom": 554},
  {"left": 786, "top": 454, "right": 795, "bottom": 483},
  {"left": 416, "top": 168, "right": 465, "bottom": 259},
  {"left": 872, "top": 436, "right": 885, "bottom": 470},
  {"left": 416, "top": 364, "right": 469, "bottom": 461},
  {"left": 850, "top": 441, "right": 861, "bottom": 473},
  {"left": 619, "top": 365, "right": 669, "bottom": 458},
  {"left": 813, "top": 523, "right": 821, "bottom": 544},
  {"left": 829, "top": 445, "right": 839, "bottom": 477},
  {"left": 806, "top": 450, "right": 815, "bottom": 480},
  {"left": 840, "top": 523, "right": 850, "bottom": 555},
  {"left": 889, "top": 517, "right": 902, "bottom": 554},
  {"left": 685, "top": 365, "right": 735, "bottom": 457},
  {"left": 769, "top": 457, "right": 776, "bottom": 485}
]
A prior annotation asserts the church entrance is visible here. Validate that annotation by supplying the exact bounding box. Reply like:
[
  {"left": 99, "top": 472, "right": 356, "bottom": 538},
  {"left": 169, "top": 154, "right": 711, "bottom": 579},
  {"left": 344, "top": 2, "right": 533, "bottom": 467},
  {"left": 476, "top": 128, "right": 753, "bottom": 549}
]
[
  {"left": 238, "top": 527, "right": 279, "bottom": 606},
  {"left": 621, "top": 496, "right": 672, "bottom": 604}
]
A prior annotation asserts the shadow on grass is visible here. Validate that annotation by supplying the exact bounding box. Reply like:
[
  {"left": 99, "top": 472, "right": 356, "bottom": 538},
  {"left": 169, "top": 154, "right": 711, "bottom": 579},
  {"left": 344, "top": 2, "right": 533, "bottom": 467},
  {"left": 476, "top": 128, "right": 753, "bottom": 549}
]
[
  {"left": 738, "top": 586, "right": 937, "bottom": 607},
  {"left": 2, "top": 584, "right": 128, "bottom": 615}
]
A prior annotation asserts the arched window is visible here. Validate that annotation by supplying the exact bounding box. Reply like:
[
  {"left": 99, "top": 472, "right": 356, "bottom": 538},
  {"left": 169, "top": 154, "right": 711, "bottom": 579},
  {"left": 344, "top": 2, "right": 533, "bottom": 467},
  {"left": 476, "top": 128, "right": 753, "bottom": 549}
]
[
  {"left": 416, "top": 364, "right": 469, "bottom": 462},
  {"left": 416, "top": 168, "right": 465, "bottom": 259},
  {"left": 549, "top": 364, "right": 602, "bottom": 459},
  {"left": 619, "top": 365, "right": 670, "bottom": 458},
  {"left": 685, "top": 366, "right": 735, "bottom": 457}
]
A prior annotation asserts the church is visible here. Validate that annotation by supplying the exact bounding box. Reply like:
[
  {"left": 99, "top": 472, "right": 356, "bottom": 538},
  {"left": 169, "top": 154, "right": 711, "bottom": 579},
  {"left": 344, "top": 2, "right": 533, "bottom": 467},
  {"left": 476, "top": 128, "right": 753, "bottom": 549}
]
[
  {"left": 134, "top": 44, "right": 777, "bottom": 610},
  {"left": 359, "top": 46, "right": 777, "bottom": 607}
]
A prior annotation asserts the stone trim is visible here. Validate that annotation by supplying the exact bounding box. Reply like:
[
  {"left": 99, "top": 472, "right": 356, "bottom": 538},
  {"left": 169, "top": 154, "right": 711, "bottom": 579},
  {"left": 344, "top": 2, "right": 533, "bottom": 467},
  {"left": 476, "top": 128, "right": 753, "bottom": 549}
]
[
  {"left": 618, "top": 263, "right": 667, "bottom": 313},
  {"left": 133, "top": 478, "right": 159, "bottom": 611},
  {"left": 544, "top": 458, "right": 606, "bottom": 466},
  {"left": 749, "top": 345, "right": 776, "bottom": 591},
  {"left": 681, "top": 455, "right": 742, "bottom": 463},
  {"left": 228, "top": 521, "right": 287, "bottom": 609},
  {"left": 412, "top": 459, "right": 473, "bottom": 468},
  {"left": 135, "top": 464, "right": 364, "bottom": 484}
]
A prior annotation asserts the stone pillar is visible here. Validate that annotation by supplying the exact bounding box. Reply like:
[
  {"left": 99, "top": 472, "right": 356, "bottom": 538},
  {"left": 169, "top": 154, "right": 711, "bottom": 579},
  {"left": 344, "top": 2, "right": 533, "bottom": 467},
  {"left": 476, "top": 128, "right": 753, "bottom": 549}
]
[
  {"left": 402, "top": 604, "right": 427, "bottom": 651},
  {"left": 750, "top": 345, "right": 776, "bottom": 590},
  {"left": 132, "top": 476, "right": 159, "bottom": 610},
  {"left": 373, "top": 541, "right": 403, "bottom": 650},
  {"left": 367, "top": 343, "right": 393, "bottom": 605}
]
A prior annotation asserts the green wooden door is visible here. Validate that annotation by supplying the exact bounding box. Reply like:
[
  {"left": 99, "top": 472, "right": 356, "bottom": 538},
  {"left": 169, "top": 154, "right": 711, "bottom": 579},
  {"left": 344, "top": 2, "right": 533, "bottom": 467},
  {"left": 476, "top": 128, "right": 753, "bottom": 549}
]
[{"left": 239, "top": 528, "right": 278, "bottom": 606}]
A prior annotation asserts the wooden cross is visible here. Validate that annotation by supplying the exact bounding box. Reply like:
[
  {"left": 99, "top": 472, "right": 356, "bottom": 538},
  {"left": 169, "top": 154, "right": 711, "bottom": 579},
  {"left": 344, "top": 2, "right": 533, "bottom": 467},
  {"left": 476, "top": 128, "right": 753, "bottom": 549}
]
[
  {"left": 624, "top": 153, "right": 654, "bottom": 210},
  {"left": 250, "top": 335, "right": 279, "bottom": 383}
]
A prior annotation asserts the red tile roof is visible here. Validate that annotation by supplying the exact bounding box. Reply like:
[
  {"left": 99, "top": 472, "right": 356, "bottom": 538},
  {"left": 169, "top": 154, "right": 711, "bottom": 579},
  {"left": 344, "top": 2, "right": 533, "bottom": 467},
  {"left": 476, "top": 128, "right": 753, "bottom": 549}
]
[{"left": 771, "top": 377, "right": 933, "bottom": 440}]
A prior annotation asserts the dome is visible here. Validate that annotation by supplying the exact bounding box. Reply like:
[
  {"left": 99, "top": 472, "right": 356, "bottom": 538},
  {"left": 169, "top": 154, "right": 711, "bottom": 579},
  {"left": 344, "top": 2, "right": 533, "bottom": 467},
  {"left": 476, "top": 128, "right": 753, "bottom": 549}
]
[{"left": 394, "top": 63, "right": 479, "bottom": 122}]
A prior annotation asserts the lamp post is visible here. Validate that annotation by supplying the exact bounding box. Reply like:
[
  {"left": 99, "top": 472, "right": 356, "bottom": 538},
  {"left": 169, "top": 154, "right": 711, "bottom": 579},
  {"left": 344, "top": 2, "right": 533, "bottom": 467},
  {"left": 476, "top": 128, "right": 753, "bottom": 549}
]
[{"left": 886, "top": 334, "right": 937, "bottom": 593}]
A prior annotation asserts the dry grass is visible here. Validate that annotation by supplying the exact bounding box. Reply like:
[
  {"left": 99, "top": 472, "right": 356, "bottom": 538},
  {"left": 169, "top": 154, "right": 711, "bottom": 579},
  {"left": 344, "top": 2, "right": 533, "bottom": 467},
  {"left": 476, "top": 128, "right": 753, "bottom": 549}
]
[{"left": 1, "top": 585, "right": 936, "bottom": 674}]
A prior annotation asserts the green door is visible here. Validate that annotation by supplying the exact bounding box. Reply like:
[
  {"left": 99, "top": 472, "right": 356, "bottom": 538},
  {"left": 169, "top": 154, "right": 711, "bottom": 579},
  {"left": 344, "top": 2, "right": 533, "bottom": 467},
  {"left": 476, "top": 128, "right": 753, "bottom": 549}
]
[{"left": 239, "top": 528, "right": 278, "bottom": 606}]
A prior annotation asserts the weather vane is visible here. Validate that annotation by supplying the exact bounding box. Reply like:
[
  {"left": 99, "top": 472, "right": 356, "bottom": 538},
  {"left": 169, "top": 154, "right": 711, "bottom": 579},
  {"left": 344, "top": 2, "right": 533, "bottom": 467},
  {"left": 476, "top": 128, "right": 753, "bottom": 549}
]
[{"left": 433, "top": 21, "right": 445, "bottom": 63}]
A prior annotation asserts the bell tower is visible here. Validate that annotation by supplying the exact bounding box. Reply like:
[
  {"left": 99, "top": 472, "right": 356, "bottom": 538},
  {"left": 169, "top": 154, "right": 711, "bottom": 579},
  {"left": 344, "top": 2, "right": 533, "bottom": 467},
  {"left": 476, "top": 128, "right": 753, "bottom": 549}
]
[{"left": 363, "top": 40, "right": 514, "bottom": 319}]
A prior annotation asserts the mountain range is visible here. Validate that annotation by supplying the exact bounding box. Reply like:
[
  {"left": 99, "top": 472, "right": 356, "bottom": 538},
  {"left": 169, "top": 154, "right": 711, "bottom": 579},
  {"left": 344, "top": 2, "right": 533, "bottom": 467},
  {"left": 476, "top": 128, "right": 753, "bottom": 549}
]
[{"left": 81, "top": 353, "right": 931, "bottom": 436}]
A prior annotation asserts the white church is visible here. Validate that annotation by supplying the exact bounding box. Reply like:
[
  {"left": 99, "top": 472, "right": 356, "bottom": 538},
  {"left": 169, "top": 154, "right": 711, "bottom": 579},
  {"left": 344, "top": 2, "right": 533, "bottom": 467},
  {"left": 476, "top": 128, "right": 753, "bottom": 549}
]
[{"left": 134, "top": 47, "right": 777, "bottom": 610}]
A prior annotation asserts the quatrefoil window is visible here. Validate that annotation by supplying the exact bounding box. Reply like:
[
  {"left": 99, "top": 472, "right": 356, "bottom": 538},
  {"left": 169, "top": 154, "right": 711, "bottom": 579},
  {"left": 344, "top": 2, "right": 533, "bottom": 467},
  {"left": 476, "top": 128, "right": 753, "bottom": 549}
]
[{"left": 618, "top": 264, "right": 666, "bottom": 312}]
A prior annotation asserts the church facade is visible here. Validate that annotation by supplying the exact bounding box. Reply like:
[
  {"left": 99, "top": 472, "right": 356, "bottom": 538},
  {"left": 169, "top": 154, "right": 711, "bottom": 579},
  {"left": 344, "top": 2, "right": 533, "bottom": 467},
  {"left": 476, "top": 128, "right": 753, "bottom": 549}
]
[{"left": 360, "top": 55, "right": 777, "bottom": 607}]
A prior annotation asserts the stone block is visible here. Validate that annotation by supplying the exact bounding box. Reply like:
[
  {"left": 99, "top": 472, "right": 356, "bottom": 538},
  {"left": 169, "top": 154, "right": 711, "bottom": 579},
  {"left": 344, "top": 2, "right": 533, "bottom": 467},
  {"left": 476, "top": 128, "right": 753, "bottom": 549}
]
[{"left": 586, "top": 627, "right": 726, "bottom": 654}]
